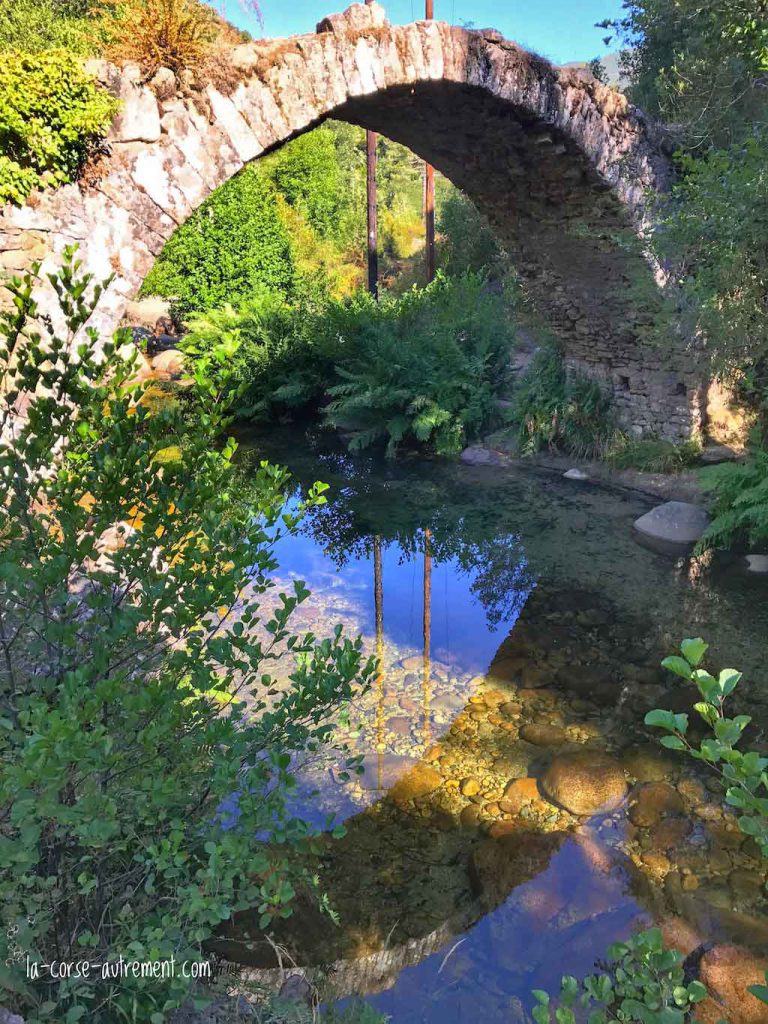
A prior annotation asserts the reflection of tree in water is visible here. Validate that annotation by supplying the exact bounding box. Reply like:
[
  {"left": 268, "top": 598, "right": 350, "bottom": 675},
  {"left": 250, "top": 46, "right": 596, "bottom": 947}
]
[{"left": 289, "top": 450, "right": 535, "bottom": 630}]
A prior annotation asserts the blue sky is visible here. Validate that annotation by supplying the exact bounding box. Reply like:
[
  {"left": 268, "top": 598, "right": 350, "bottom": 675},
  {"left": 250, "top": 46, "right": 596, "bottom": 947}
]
[{"left": 222, "top": 0, "right": 625, "bottom": 66}]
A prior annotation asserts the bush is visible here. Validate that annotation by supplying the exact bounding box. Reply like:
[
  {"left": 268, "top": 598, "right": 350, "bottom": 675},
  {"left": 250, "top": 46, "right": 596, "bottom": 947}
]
[
  {"left": 648, "top": 637, "right": 768, "bottom": 856},
  {"left": 696, "top": 446, "right": 768, "bottom": 552},
  {"left": 0, "top": 49, "right": 118, "bottom": 204},
  {"left": 653, "top": 134, "right": 768, "bottom": 382},
  {"left": 512, "top": 344, "right": 614, "bottom": 457},
  {"left": 0, "top": 251, "right": 372, "bottom": 1022},
  {"left": 142, "top": 164, "right": 298, "bottom": 317},
  {"left": 99, "top": 0, "right": 221, "bottom": 73},
  {"left": 0, "top": 0, "right": 92, "bottom": 55},
  {"left": 532, "top": 928, "right": 708, "bottom": 1024},
  {"left": 323, "top": 272, "right": 514, "bottom": 457},
  {"left": 437, "top": 188, "right": 506, "bottom": 280},
  {"left": 182, "top": 286, "right": 332, "bottom": 419},
  {"left": 269, "top": 127, "right": 353, "bottom": 245},
  {"left": 606, "top": 435, "right": 701, "bottom": 473}
]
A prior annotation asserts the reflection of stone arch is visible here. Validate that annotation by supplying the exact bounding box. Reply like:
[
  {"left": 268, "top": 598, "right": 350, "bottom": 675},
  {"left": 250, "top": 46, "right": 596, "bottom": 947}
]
[{"left": 0, "top": 4, "right": 702, "bottom": 437}]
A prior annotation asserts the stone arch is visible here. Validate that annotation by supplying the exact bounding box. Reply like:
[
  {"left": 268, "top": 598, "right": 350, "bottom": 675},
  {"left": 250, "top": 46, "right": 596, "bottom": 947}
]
[{"left": 0, "top": 2, "right": 701, "bottom": 437}]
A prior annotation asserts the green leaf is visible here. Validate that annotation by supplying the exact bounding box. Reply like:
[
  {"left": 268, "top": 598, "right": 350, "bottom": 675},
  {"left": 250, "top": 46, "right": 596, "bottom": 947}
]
[
  {"left": 681, "top": 638, "right": 708, "bottom": 667},
  {"left": 661, "top": 656, "right": 693, "bottom": 680}
]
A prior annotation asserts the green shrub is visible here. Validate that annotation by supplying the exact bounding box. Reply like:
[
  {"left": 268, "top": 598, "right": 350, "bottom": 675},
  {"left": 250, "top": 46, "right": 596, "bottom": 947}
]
[
  {"left": 0, "top": 49, "right": 118, "bottom": 204},
  {"left": 142, "top": 163, "right": 298, "bottom": 317},
  {"left": 696, "top": 445, "right": 768, "bottom": 551},
  {"left": 0, "top": 251, "right": 372, "bottom": 1022},
  {"left": 182, "top": 285, "right": 333, "bottom": 419},
  {"left": 323, "top": 272, "right": 515, "bottom": 457},
  {"left": 269, "top": 126, "right": 353, "bottom": 245},
  {"left": 606, "top": 435, "right": 701, "bottom": 473},
  {"left": 0, "top": 0, "right": 92, "bottom": 54},
  {"left": 645, "top": 637, "right": 768, "bottom": 1012},
  {"left": 437, "top": 188, "right": 506, "bottom": 280},
  {"left": 512, "top": 344, "right": 614, "bottom": 457},
  {"left": 648, "top": 636, "right": 768, "bottom": 856},
  {"left": 532, "top": 928, "right": 708, "bottom": 1024},
  {"left": 653, "top": 134, "right": 768, "bottom": 380}
]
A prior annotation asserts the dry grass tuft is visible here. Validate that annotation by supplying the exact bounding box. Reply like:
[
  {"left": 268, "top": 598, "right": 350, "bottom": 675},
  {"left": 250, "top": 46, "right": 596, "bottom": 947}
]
[{"left": 99, "top": 0, "right": 221, "bottom": 74}]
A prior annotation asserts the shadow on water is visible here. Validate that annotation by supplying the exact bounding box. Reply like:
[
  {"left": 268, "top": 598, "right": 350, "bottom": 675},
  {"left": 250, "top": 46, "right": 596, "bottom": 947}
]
[{"left": 210, "top": 425, "right": 768, "bottom": 1021}]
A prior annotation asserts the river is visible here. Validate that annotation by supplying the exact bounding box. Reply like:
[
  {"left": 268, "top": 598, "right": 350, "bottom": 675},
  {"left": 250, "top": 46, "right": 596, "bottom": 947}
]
[{"left": 216, "top": 424, "right": 768, "bottom": 1023}]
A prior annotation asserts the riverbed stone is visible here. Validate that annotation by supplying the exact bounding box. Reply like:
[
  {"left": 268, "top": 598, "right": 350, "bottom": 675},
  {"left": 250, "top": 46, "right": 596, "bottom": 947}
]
[
  {"left": 628, "top": 782, "right": 684, "bottom": 827},
  {"left": 622, "top": 745, "right": 673, "bottom": 782},
  {"left": 461, "top": 777, "right": 481, "bottom": 797},
  {"left": 633, "top": 501, "right": 710, "bottom": 545},
  {"left": 500, "top": 777, "right": 541, "bottom": 815},
  {"left": 151, "top": 349, "right": 185, "bottom": 378},
  {"left": 541, "top": 750, "right": 627, "bottom": 815},
  {"left": 389, "top": 764, "right": 441, "bottom": 808},
  {"left": 699, "top": 945, "right": 768, "bottom": 1024},
  {"left": 519, "top": 722, "right": 567, "bottom": 747}
]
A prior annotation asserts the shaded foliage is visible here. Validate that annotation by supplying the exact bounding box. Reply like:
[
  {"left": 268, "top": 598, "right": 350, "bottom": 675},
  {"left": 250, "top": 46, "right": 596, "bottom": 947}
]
[
  {"left": 512, "top": 343, "right": 614, "bottom": 457},
  {"left": 0, "top": 252, "right": 372, "bottom": 1022}
]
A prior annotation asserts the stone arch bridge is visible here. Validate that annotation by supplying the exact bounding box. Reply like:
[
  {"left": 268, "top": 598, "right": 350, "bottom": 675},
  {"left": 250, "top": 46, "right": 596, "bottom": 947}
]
[{"left": 0, "top": 2, "right": 703, "bottom": 438}]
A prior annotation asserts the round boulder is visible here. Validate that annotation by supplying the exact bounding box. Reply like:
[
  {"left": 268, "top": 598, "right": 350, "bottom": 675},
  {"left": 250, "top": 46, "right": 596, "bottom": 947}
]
[
  {"left": 389, "top": 764, "right": 441, "bottom": 809},
  {"left": 633, "top": 501, "right": 710, "bottom": 548},
  {"left": 541, "top": 750, "right": 627, "bottom": 815},
  {"left": 151, "top": 349, "right": 185, "bottom": 379}
]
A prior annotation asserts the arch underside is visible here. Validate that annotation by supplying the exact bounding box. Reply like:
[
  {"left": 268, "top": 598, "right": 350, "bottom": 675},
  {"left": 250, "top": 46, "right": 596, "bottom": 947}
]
[
  {"left": 0, "top": 6, "right": 702, "bottom": 437},
  {"left": 333, "top": 82, "right": 697, "bottom": 439}
]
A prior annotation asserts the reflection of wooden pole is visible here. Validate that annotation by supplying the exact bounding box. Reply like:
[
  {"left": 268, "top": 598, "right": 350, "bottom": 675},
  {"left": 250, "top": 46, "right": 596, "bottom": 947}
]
[
  {"left": 424, "top": 0, "right": 435, "bottom": 283},
  {"left": 422, "top": 528, "right": 432, "bottom": 746},
  {"left": 374, "top": 535, "right": 384, "bottom": 789},
  {"left": 365, "top": 1, "right": 378, "bottom": 299}
]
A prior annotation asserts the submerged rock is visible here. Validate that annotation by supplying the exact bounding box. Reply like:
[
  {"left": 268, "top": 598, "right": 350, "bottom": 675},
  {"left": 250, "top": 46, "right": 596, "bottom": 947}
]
[
  {"left": 699, "top": 944, "right": 768, "bottom": 1024},
  {"left": 628, "top": 782, "right": 684, "bottom": 827},
  {"left": 563, "top": 468, "right": 589, "bottom": 481},
  {"left": 389, "top": 764, "right": 441, "bottom": 808},
  {"left": 633, "top": 501, "right": 710, "bottom": 546},
  {"left": 519, "top": 722, "right": 567, "bottom": 747},
  {"left": 459, "top": 446, "right": 507, "bottom": 466},
  {"left": 541, "top": 750, "right": 627, "bottom": 815},
  {"left": 745, "top": 554, "right": 768, "bottom": 575}
]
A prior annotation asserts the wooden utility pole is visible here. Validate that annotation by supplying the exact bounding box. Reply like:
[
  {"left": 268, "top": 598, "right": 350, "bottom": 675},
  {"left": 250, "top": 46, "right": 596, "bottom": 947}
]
[
  {"left": 424, "top": 0, "right": 436, "bottom": 283},
  {"left": 365, "top": 0, "right": 379, "bottom": 298}
]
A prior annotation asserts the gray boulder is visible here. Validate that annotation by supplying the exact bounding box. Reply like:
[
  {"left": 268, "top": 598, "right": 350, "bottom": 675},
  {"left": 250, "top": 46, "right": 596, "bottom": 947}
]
[
  {"left": 460, "top": 446, "right": 506, "bottom": 467},
  {"left": 633, "top": 501, "right": 710, "bottom": 546},
  {"left": 745, "top": 554, "right": 768, "bottom": 575}
]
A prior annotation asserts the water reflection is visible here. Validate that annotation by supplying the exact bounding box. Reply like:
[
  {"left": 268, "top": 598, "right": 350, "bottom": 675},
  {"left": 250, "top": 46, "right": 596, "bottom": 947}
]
[{"left": 219, "top": 426, "right": 768, "bottom": 1021}]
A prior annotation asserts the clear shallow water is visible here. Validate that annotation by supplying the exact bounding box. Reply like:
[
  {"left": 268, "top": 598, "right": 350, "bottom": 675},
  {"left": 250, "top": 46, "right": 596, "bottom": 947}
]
[{"left": 219, "top": 425, "right": 768, "bottom": 1021}]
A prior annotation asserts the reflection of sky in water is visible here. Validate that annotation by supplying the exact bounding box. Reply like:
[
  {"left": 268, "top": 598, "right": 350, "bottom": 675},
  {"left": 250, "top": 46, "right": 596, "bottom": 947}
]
[
  {"left": 266, "top": 494, "right": 533, "bottom": 828},
  {"left": 272, "top": 494, "right": 532, "bottom": 675},
  {"left": 363, "top": 831, "right": 645, "bottom": 1024}
]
